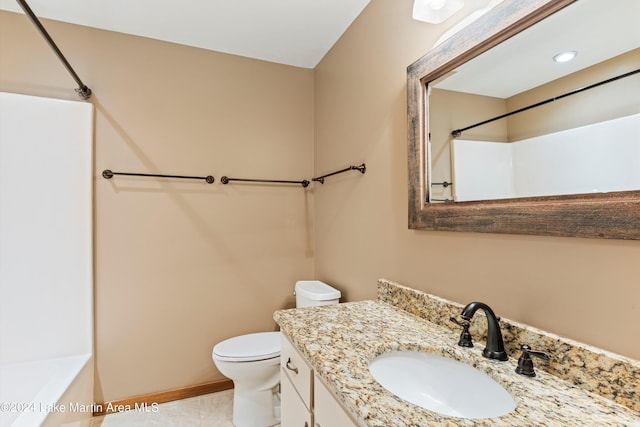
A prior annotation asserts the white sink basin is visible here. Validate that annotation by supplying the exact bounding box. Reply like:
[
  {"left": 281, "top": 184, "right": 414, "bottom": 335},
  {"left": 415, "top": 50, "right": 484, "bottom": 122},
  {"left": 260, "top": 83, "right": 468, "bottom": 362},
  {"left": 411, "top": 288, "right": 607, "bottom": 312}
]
[{"left": 369, "top": 351, "right": 516, "bottom": 419}]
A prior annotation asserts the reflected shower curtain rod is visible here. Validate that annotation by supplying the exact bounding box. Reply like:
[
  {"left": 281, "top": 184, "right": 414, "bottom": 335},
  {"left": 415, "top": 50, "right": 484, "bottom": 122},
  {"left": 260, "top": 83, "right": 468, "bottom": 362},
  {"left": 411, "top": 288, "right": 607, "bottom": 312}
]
[
  {"left": 451, "top": 68, "right": 640, "bottom": 138},
  {"left": 16, "top": 0, "right": 92, "bottom": 100},
  {"left": 431, "top": 181, "right": 453, "bottom": 188}
]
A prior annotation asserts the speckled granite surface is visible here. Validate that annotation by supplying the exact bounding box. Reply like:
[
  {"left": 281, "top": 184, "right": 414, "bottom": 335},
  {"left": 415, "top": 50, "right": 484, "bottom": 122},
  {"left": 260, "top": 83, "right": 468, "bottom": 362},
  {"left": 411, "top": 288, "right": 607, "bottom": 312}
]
[
  {"left": 274, "top": 281, "right": 640, "bottom": 426},
  {"left": 377, "top": 279, "right": 640, "bottom": 412}
]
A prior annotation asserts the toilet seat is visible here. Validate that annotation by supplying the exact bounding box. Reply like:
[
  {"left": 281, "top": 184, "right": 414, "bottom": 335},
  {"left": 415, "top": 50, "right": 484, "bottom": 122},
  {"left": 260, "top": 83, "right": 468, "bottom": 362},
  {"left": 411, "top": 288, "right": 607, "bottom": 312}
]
[{"left": 213, "top": 331, "right": 281, "bottom": 362}]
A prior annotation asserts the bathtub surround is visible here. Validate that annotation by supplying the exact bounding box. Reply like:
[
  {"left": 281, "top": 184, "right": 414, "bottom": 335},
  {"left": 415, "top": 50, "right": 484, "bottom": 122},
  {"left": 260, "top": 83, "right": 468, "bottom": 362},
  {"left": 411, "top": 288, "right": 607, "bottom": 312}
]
[
  {"left": 451, "top": 114, "right": 640, "bottom": 201},
  {"left": 275, "top": 280, "right": 640, "bottom": 426},
  {"left": 0, "top": 92, "right": 94, "bottom": 426}
]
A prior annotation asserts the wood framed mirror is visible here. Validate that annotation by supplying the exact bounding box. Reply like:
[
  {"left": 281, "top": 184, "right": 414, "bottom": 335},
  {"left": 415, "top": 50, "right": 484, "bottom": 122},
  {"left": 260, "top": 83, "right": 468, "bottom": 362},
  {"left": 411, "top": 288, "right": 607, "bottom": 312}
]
[{"left": 407, "top": 0, "right": 640, "bottom": 240}]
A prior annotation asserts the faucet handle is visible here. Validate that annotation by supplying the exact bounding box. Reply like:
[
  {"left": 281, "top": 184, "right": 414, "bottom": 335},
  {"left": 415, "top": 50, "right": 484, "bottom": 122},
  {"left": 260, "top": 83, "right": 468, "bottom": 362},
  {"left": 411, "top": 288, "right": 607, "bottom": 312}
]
[
  {"left": 515, "top": 345, "right": 549, "bottom": 377},
  {"left": 450, "top": 317, "right": 473, "bottom": 348}
]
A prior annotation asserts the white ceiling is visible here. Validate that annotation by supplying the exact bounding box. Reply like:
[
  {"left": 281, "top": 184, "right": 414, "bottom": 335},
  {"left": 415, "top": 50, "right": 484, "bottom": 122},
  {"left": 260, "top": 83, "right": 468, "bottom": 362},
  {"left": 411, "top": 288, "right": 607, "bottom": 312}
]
[
  {"left": 0, "top": 0, "right": 371, "bottom": 68},
  {"left": 434, "top": 0, "right": 640, "bottom": 98}
]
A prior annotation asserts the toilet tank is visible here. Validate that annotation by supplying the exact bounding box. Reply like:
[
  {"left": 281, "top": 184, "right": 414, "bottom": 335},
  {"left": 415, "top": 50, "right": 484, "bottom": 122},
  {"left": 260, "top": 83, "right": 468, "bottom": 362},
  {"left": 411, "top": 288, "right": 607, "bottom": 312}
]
[{"left": 295, "top": 281, "right": 341, "bottom": 308}]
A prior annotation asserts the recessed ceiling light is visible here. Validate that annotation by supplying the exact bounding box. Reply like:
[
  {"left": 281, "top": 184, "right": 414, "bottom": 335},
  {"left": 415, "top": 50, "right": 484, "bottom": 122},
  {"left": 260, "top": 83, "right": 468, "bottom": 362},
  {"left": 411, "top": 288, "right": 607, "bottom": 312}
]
[{"left": 553, "top": 50, "right": 578, "bottom": 63}]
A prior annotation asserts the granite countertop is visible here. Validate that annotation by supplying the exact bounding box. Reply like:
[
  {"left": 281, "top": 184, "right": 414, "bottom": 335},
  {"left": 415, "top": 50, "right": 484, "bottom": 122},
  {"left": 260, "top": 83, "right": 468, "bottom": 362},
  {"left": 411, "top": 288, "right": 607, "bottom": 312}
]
[{"left": 274, "top": 300, "right": 640, "bottom": 426}]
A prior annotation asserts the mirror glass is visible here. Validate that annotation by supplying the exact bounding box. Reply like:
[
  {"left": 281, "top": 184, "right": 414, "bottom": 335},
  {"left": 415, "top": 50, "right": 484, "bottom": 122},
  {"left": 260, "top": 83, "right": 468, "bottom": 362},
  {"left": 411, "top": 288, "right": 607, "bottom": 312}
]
[{"left": 427, "top": 0, "right": 640, "bottom": 203}]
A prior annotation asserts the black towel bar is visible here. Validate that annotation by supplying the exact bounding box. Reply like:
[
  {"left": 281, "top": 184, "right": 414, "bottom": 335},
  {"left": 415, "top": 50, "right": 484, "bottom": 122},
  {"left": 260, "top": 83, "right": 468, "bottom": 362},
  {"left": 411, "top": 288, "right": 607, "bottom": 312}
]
[
  {"left": 220, "top": 176, "right": 310, "bottom": 187},
  {"left": 102, "top": 170, "right": 215, "bottom": 184},
  {"left": 312, "top": 163, "right": 366, "bottom": 184}
]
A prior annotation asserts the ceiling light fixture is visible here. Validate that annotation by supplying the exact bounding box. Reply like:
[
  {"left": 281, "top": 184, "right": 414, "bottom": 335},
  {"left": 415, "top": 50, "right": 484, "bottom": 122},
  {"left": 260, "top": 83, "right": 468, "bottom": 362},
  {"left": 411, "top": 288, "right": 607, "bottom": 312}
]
[
  {"left": 553, "top": 50, "right": 578, "bottom": 63},
  {"left": 413, "top": 0, "right": 464, "bottom": 24}
]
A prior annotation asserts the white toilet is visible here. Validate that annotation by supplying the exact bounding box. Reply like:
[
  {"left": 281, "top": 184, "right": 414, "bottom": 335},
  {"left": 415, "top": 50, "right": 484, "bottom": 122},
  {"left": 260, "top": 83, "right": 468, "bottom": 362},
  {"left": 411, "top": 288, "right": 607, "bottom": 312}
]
[{"left": 212, "top": 280, "right": 341, "bottom": 427}]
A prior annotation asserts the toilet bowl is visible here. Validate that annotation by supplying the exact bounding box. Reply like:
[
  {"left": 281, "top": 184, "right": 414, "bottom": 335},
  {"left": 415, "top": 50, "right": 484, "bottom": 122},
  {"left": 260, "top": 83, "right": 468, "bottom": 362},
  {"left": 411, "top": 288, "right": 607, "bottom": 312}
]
[
  {"left": 213, "top": 332, "right": 281, "bottom": 427},
  {"left": 212, "top": 281, "right": 340, "bottom": 427}
]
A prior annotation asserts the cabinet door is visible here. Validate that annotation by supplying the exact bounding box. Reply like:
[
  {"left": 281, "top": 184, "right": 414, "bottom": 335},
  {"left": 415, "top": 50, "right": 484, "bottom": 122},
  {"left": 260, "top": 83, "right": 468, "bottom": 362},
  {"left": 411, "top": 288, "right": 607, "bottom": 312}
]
[
  {"left": 313, "top": 373, "right": 357, "bottom": 427},
  {"left": 281, "top": 367, "right": 312, "bottom": 427}
]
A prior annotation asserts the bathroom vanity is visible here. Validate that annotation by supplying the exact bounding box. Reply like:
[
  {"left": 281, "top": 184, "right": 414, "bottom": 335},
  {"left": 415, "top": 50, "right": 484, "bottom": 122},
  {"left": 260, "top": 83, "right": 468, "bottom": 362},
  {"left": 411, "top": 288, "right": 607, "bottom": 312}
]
[
  {"left": 280, "top": 335, "right": 356, "bottom": 427},
  {"left": 274, "top": 279, "right": 640, "bottom": 426}
]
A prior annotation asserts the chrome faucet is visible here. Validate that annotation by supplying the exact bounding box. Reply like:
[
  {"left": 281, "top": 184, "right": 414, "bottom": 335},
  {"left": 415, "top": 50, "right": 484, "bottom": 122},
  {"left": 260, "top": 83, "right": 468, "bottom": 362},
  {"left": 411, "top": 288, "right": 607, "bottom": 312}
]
[{"left": 460, "top": 302, "right": 508, "bottom": 361}]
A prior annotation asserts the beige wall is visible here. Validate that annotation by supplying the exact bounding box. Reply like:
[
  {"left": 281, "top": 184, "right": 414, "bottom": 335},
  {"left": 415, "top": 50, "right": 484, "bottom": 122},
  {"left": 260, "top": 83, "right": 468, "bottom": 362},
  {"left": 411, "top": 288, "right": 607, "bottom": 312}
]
[
  {"left": 507, "top": 48, "right": 640, "bottom": 141},
  {"left": 314, "top": 0, "right": 640, "bottom": 361},
  {"left": 1, "top": 11, "right": 314, "bottom": 402}
]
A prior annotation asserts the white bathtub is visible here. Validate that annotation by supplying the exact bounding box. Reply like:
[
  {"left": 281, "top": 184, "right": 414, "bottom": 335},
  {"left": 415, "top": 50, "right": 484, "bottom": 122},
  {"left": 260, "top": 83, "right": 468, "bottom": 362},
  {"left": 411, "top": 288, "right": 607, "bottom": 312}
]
[{"left": 0, "top": 355, "right": 93, "bottom": 427}]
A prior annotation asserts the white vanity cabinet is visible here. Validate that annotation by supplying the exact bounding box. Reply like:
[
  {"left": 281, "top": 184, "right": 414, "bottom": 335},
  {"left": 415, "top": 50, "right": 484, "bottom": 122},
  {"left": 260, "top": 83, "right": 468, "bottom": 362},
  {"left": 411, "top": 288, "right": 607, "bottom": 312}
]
[
  {"left": 281, "top": 335, "right": 357, "bottom": 427},
  {"left": 281, "top": 334, "right": 313, "bottom": 426},
  {"left": 313, "top": 372, "right": 357, "bottom": 427},
  {"left": 281, "top": 371, "right": 311, "bottom": 427}
]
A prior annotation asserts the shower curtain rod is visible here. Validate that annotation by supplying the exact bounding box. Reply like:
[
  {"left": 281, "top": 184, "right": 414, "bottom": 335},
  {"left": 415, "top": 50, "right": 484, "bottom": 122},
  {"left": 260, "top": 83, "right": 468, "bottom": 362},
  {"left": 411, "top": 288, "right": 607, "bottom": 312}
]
[
  {"left": 16, "top": 0, "right": 92, "bottom": 100},
  {"left": 102, "top": 170, "right": 215, "bottom": 184},
  {"left": 451, "top": 68, "right": 640, "bottom": 138},
  {"left": 312, "top": 163, "right": 366, "bottom": 184},
  {"left": 220, "top": 176, "right": 310, "bottom": 187}
]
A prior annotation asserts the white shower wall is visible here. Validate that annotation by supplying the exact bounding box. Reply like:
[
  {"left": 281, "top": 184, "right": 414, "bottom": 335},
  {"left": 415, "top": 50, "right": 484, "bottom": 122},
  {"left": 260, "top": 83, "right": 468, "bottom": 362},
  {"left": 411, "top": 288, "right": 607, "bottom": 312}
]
[
  {"left": 450, "top": 138, "right": 515, "bottom": 201},
  {"left": 0, "top": 91, "right": 93, "bottom": 363},
  {"left": 451, "top": 114, "right": 640, "bottom": 202}
]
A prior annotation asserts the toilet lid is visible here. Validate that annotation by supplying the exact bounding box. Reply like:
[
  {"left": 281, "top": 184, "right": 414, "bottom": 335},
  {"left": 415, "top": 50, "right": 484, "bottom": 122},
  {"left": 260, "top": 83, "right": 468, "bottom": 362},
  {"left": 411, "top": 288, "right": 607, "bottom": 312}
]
[{"left": 213, "top": 332, "right": 281, "bottom": 362}]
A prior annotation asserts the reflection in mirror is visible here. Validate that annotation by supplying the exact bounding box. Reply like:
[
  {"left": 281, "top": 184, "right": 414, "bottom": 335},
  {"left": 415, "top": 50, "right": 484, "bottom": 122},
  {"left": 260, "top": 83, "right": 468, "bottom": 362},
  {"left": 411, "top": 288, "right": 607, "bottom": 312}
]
[
  {"left": 427, "top": 0, "right": 640, "bottom": 203},
  {"left": 407, "top": 0, "right": 640, "bottom": 239}
]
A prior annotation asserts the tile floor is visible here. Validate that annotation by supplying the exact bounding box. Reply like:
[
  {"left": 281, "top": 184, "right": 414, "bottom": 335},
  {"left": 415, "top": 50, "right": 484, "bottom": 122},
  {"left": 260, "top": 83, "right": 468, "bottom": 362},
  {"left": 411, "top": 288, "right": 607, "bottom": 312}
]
[{"left": 90, "top": 390, "right": 241, "bottom": 427}]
